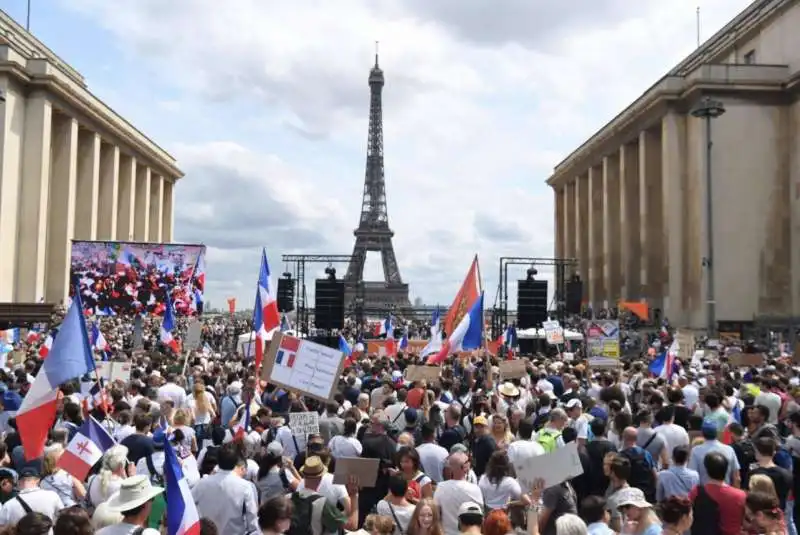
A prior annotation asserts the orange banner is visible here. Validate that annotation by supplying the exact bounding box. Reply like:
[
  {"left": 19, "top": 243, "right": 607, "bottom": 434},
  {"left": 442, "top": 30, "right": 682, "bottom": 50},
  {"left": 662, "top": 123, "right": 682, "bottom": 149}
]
[
  {"left": 619, "top": 301, "right": 648, "bottom": 321},
  {"left": 227, "top": 297, "right": 236, "bottom": 315},
  {"left": 443, "top": 255, "right": 481, "bottom": 337}
]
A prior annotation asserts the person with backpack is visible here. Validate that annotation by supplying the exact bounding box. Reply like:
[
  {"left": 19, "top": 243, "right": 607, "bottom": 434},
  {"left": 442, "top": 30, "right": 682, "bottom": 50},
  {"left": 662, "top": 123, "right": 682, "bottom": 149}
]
[
  {"left": 535, "top": 408, "right": 567, "bottom": 454},
  {"left": 286, "top": 456, "right": 359, "bottom": 535},
  {"left": 688, "top": 451, "right": 746, "bottom": 535},
  {"left": 618, "top": 427, "right": 657, "bottom": 504}
]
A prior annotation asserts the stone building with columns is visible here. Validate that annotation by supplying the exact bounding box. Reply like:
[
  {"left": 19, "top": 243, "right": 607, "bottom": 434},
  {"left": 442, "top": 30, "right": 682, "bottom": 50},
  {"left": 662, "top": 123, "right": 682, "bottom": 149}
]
[
  {"left": 0, "top": 11, "right": 183, "bottom": 305},
  {"left": 548, "top": 0, "right": 800, "bottom": 329}
]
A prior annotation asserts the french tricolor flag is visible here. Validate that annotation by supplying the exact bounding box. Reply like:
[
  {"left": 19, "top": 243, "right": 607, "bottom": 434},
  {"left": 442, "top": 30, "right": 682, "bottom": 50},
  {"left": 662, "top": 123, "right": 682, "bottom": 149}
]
[
  {"left": 399, "top": 333, "right": 409, "bottom": 351},
  {"left": 91, "top": 322, "right": 110, "bottom": 361},
  {"left": 428, "top": 292, "right": 484, "bottom": 365},
  {"left": 339, "top": 335, "right": 355, "bottom": 368},
  {"left": 17, "top": 291, "right": 95, "bottom": 460},
  {"left": 252, "top": 289, "right": 267, "bottom": 372},
  {"left": 164, "top": 437, "right": 201, "bottom": 535},
  {"left": 57, "top": 416, "right": 115, "bottom": 481},
  {"left": 81, "top": 379, "right": 108, "bottom": 415},
  {"left": 233, "top": 402, "right": 251, "bottom": 441},
  {"left": 374, "top": 316, "right": 393, "bottom": 337},
  {"left": 160, "top": 292, "right": 180, "bottom": 354},
  {"left": 258, "top": 249, "right": 281, "bottom": 333},
  {"left": 492, "top": 325, "right": 517, "bottom": 360},
  {"left": 420, "top": 308, "right": 443, "bottom": 361}
]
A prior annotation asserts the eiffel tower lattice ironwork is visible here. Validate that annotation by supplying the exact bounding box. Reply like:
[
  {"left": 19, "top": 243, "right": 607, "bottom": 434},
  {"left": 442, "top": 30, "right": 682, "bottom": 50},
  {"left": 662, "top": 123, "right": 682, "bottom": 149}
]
[{"left": 344, "top": 51, "right": 409, "bottom": 310}]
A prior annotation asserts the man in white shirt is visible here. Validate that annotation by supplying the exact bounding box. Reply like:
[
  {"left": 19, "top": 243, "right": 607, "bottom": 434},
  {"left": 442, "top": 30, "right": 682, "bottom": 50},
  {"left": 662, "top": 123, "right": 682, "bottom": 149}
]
[
  {"left": 655, "top": 405, "right": 690, "bottom": 457},
  {"left": 507, "top": 419, "right": 545, "bottom": 473},
  {"left": 416, "top": 424, "right": 449, "bottom": 482},
  {"left": 0, "top": 467, "right": 64, "bottom": 525},
  {"left": 565, "top": 399, "right": 591, "bottom": 445},
  {"left": 433, "top": 452, "right": 482, "bottom": 535},
  {"left": 157, "top": 373, "right": 187, "bottom": 408}
]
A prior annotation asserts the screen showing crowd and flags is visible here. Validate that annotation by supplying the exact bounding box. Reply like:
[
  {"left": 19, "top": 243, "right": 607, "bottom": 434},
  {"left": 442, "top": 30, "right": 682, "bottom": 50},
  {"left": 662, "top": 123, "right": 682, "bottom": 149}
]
[{"left": 69, "top": 241, "right": 207, "bottom": 317}]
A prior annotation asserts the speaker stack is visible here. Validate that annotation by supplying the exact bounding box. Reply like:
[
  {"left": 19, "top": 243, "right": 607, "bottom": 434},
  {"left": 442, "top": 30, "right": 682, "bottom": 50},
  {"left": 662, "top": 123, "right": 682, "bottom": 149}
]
[
  {"left": 517, "top": 279, "right": 549, "bottom": 329},
  {"left": 277, "top": 278, "right": 295, "bottom": 313},
  {"left": 314, "top": 279, "right": 345, "bottom": 330},
  {"left": 565, "top": 279, "right": 583, "bottom": 314}
]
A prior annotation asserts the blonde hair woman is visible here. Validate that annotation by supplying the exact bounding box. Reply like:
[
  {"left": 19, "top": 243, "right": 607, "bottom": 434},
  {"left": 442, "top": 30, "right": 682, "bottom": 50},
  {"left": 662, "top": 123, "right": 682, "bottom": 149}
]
[
  {"left": 86, "top": 444, "right": 133, "bottom": 507},
  {"left": 406, "top": 498, "right": 444, "bottom": 535},
  {"left": 187, "top": 381, "right": 216, "bottom": 445},
  {"left": 749, "top": 473, "right": 779, "bottom": 500},
  {"left": 40, "top": 444, "right": 86, "bottom": 507},
  {"left": 490, "top": 414, "right": 514, "bottom": 449},
  {"left": 172, "top": 408, "right": 198, "bottom": 455}
]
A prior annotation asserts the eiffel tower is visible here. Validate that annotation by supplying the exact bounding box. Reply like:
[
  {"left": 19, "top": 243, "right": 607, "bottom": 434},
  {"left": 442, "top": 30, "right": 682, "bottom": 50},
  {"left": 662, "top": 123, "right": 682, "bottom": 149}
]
[{"left": 344, "top": 51, "right": 410, "bottom": 312}]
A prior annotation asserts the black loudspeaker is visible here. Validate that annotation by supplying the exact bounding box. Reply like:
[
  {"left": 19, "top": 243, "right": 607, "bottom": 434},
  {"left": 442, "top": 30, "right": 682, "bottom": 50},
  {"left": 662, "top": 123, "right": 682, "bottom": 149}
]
[
  {"left": 277, "top": 278, "right": 295, "bottom": 312},
  {"left": 314, "top": 279, "right": 345, "bottom": 330},
  {"left": 517, "top": 279, "right": 548, "bottom": 329},
  {"left": 565, "top": 280, "right": 583, "bottom": 314}
]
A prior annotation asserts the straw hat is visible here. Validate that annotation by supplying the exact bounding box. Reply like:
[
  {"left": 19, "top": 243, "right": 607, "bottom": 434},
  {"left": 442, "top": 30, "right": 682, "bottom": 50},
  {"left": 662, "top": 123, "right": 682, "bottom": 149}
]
[
  {"left": 499, "top": 382, "right": 520, "bottom": 397},
  {"left": 301, "top": 456, "right": 327, "bottom": 478},
  {"left": 106, "top": 475, "right": 164, "bottom": 512}
]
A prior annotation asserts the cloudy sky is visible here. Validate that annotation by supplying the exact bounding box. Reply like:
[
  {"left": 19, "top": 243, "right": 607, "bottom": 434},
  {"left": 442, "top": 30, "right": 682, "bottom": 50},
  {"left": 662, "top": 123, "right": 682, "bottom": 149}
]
[{"left": 4, "top": 0, "right": 752, "bottom": 311}]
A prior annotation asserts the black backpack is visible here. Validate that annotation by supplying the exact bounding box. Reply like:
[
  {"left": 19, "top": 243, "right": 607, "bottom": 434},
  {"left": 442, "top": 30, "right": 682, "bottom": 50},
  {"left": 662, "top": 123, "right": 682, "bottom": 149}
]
[
  {"left": 286, "top": 490, "right": 325, "bottom": 535},
  {"left": 691, "top": 484, "right": 722, "bottom": 535},
  {"left": 620, "top": 445, "right": 656, "bottom": 503}
]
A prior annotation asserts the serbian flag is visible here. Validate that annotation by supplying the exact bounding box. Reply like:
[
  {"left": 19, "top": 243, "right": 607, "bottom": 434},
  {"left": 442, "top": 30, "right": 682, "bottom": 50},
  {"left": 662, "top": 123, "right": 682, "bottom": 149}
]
[
  {"left": 258, "top": 249, "right": 281, "bottom": 332},
  {"left": 252, "top": 289, "right": 267, "bottom": 372},
  {"left": 57, "top": 416, "right": 115, "bottom": 481},
  {"left": 164, "top": 438, "right": 201, "bottom": 535},
  {"left": 38, "top": 330, "right": 56, "bottom": 359},
  {"left": 18, "top": 291, "right": 95, "bottom": 460},
  {"left": 160, "top": 292, "right": 180, "bottom": 354},
  {"left": 443, "top": 255, "right": 481, "bottom": 338},
  {"left": 428, "top": 292, "right": 484, "bottom": 365},
  {"left": 81, "top": 380, "right": 108, "bottom": 416}
]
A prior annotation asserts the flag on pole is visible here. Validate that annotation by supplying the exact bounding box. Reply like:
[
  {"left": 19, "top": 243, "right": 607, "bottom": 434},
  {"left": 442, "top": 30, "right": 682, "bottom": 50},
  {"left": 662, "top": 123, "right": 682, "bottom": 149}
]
[
  {"left": 17, "top": 291, "right": 95, "bottom": 460},
  {"left": 164, "top": 439, "right": 201, "bottom": 535},
  {"left": 443, "top": 256, "right": 481, "bottom": 337},
  {"left": 57, "top": 416, "right": 115, "bottom": 481},
  {"left": 160, "top": 292, "right": 180, "bottom": 354},
  {"left": 420, "top": 307, "right": 443, "bottom": 361},
  {"left": 258, "top": 249, "right": 281, "bottom": 332},
  {"left": 428, "top": 293, "right": 484, "bottom": 365}
]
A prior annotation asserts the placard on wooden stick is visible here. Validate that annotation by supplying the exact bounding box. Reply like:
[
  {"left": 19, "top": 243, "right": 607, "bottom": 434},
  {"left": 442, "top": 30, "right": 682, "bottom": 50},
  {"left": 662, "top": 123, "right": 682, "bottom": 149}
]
[
  {"left": 404, "top": 365, "right": 441, "bottom": 385},
  {"left": 499, "top": 359, "right": 527, "bottom": 380}
]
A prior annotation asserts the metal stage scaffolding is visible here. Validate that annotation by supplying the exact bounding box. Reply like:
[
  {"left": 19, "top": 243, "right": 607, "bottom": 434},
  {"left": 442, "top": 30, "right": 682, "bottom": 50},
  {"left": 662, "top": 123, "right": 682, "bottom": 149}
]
[
  {"left": 492, "top": 256, "right": 578, "bottom": 339},
  {"left": 282, "top": 254, "right": 354, "bottom": 335}
]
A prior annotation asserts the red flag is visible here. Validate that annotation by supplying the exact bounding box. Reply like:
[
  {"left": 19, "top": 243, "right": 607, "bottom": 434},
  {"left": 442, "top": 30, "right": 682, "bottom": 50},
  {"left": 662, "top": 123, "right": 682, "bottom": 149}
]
[{"left": 443, "top": 256, "right": 481, "bottom": 337}]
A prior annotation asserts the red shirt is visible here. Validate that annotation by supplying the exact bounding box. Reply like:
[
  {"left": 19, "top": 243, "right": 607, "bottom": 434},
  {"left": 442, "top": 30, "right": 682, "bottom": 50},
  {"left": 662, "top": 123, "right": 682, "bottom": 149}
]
[
  {"left": 406, "top": 388, "right": 424, "bottom": 409},
  {"left": 689, "top": 483, "right": 746, "bottom": 535}
]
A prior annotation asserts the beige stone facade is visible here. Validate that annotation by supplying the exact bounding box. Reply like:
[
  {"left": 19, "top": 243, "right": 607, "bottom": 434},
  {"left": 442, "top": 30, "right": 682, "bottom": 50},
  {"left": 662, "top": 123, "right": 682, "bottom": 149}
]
[
  {"left": 548, "top": 0, "right": 800, "bottom": 328},
  {"left": 0, "top": 11, "right": 182, "bottom": 304}
]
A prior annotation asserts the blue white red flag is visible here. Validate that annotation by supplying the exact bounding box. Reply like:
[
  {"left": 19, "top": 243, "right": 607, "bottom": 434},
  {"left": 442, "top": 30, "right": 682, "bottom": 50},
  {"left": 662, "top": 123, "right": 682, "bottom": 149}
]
[
  {"left": 17, "top": 292, "right": 95, "bottom": 460},
  {"left": 164, "top": 439, "right": 201, "bottom": 535},
  {"left": 160, "top": 292, "right": 180, "bottom": 354},
  {"left": 428, "top": 293, "right": 484, "bottom": 365},
  {"left": 258, "top": 249, "right": 281, "bottom": 333}
]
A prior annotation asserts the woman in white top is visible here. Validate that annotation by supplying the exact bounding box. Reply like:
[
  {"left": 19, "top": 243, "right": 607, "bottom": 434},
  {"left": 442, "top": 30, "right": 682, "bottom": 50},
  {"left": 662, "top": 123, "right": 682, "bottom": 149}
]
[
  {"left": 477, "top": 450, "right": 524, "bottom": 510},
  {"left": 40, "top": 443, "right": 86, "bottom": 507},
  {"left": 377, "top": 475, "right": 417, "bottom": 535},
  {"left": 187, "top": 381, "right": 216, "bottom": 444},
  {"left": 87, "top": 445, "right": 133, "bottom": 508},
  {"left": 171, "top": 408, "right": 198, "bottom": 455}
]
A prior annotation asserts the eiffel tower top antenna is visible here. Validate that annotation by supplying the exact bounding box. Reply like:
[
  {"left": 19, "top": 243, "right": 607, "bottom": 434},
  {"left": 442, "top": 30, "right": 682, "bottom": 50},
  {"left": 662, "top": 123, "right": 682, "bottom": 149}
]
[{"left": 375, "top": 40, "right": 379, "bottom": 67}]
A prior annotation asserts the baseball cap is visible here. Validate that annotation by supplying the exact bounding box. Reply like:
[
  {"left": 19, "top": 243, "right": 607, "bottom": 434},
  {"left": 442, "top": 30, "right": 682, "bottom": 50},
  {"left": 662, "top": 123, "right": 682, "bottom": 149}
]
[
  {"left": 565, "top": 398, "right": 583, "bottom": 410},
  {"left": 457, "top": 502, "right": 484, "bottom": 518},
  {"left": 473, "top": 415, "right": 488, "bottom": 427},
  {"left": 701, "top": 420, "right": 719, "bottom": 439},
  {"left": 266, "top": 441, "right": 284, "bottom": 456}
]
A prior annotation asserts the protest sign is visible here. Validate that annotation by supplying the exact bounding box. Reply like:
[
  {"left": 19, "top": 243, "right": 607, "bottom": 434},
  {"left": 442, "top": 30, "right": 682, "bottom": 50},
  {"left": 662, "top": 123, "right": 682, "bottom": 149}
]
[
  {"left": 185, "top": 320, "right": 202, "bottom": 350},
  {"left": 404, "top": 365, "right": 441, "bottom": 384},
  {"left": 513, "top": 442, "right": 584, "bottom": 491},
  {"left": 499, "top": 359, "right": 527, "bottom": 380},
  {"left": 333, "top": 457, "right": 379, "bottom": 487},
  {"left": 542, "top": 320, "right": 564, "bottom": 345},
  {"left": 262, "top": 333, "right": 346, "bottom": 402},
  {"left": 289, "top": 411, "right": 320, "bottom": 439}
]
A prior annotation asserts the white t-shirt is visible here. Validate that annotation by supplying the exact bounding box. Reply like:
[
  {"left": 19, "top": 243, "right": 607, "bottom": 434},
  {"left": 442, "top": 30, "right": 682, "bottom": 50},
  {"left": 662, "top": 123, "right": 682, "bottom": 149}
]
[
  {"left": 87, "top": 473, "right": 124, "bottom": 506},
  {"left": 507, "top": 439, "right": 545, "bottom": 476},
  {"left": 478, "top": 474, "right": 522, "bottom": 509},
  {"left": 157, "top": 382, "right": 187, "bottom": 408},
  {"left": 656, "top": 423, "right": 690, "bottom": 458},
  {"left": 755, "top": 391, "right": 782, "bottom": 424},
  {"left": 416, "top": 442, "right": 449, "bottom": 482},
  {"left": 376, "top": 500, "right": 415, "bottom": 535},
  {"left": 298, "top": 473, "right": 348, "bottom": 508},
  {"left": 328, "top": 435, "right": 362, "bottom": 459},
  {"left": 682, "top": 384, "right": 700, "bottom": 410},
  {"left": 569, "top": 414, "right": 592, "bottom": 440},
  {"left": 433, "top": 480, "right": 483, "bottom": 535}
]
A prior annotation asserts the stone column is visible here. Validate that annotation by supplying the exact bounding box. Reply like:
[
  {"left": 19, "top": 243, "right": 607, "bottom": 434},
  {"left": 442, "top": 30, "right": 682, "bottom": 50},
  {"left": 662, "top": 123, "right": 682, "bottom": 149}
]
[
  {"left": 554, "top": 186, "right": 564, "bottom": 258},
  {"left": 134, "top": 165, "right": 151, "bottom": 241},
  {"left": 46, "top": 114, "right": 78, "bottom": 303},
  {"left": 0, "top": 81, "right": 26, "bottom": 301},
  {"left": 75, "top": 129, "right": 101, "bottom": 240},
  {"left": 117, "top": 155, "right": 136, "bottom": 241},
  {"left": 564, "top": 181, "right": 575, "bottom": 259},
  {"left": 603, "top": 154, "right": 621, "bottom": 306},
  {"left": 163, "top": 180, "right": 174, "bottom": 242},
  {"left": 149, "top": 173, "right": 164, "bottom": 242},
  {"left": 561, "top": 184, "right": 570, "bottom": 260},
  {"left": 97, "top": 143, "right": 119, "bottom": 240},
  {"left": 588, "top": 165, "right": 603, "bottom": 307},
  {"left": 15, "top": 93, "right": 53, "bottom": 302},
  {"left": 639, "top": 128, "right": 664, "bottom": 309},
  {"left": 662, "top": 110, "right": 686, "bottom": 324},
  {"left": 619, "top": 142, "right": 641, "bottom": 300}
]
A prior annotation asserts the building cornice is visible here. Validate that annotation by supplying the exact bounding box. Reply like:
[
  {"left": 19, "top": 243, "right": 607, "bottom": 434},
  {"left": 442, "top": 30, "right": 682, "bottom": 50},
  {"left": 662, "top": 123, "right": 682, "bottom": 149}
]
[
  {"left": 0, "top": 11, "right": 183, "bottom": 181},
  {"left": 548, "top": 0, "right": 795, "bottom": 187}
]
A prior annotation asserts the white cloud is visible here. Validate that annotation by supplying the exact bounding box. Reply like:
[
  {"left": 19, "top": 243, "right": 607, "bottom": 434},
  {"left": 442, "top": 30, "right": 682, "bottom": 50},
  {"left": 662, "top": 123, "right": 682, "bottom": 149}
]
[{"left": 63, "top": 0, "right": 752, "bottom": 311}]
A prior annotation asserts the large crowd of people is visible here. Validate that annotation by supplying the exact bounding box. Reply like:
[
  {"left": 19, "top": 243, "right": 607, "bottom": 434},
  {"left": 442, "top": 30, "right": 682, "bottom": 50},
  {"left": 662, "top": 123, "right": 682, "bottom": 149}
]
[{"left": 0, "top": 310, "right": 796, "bottom": 535}]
